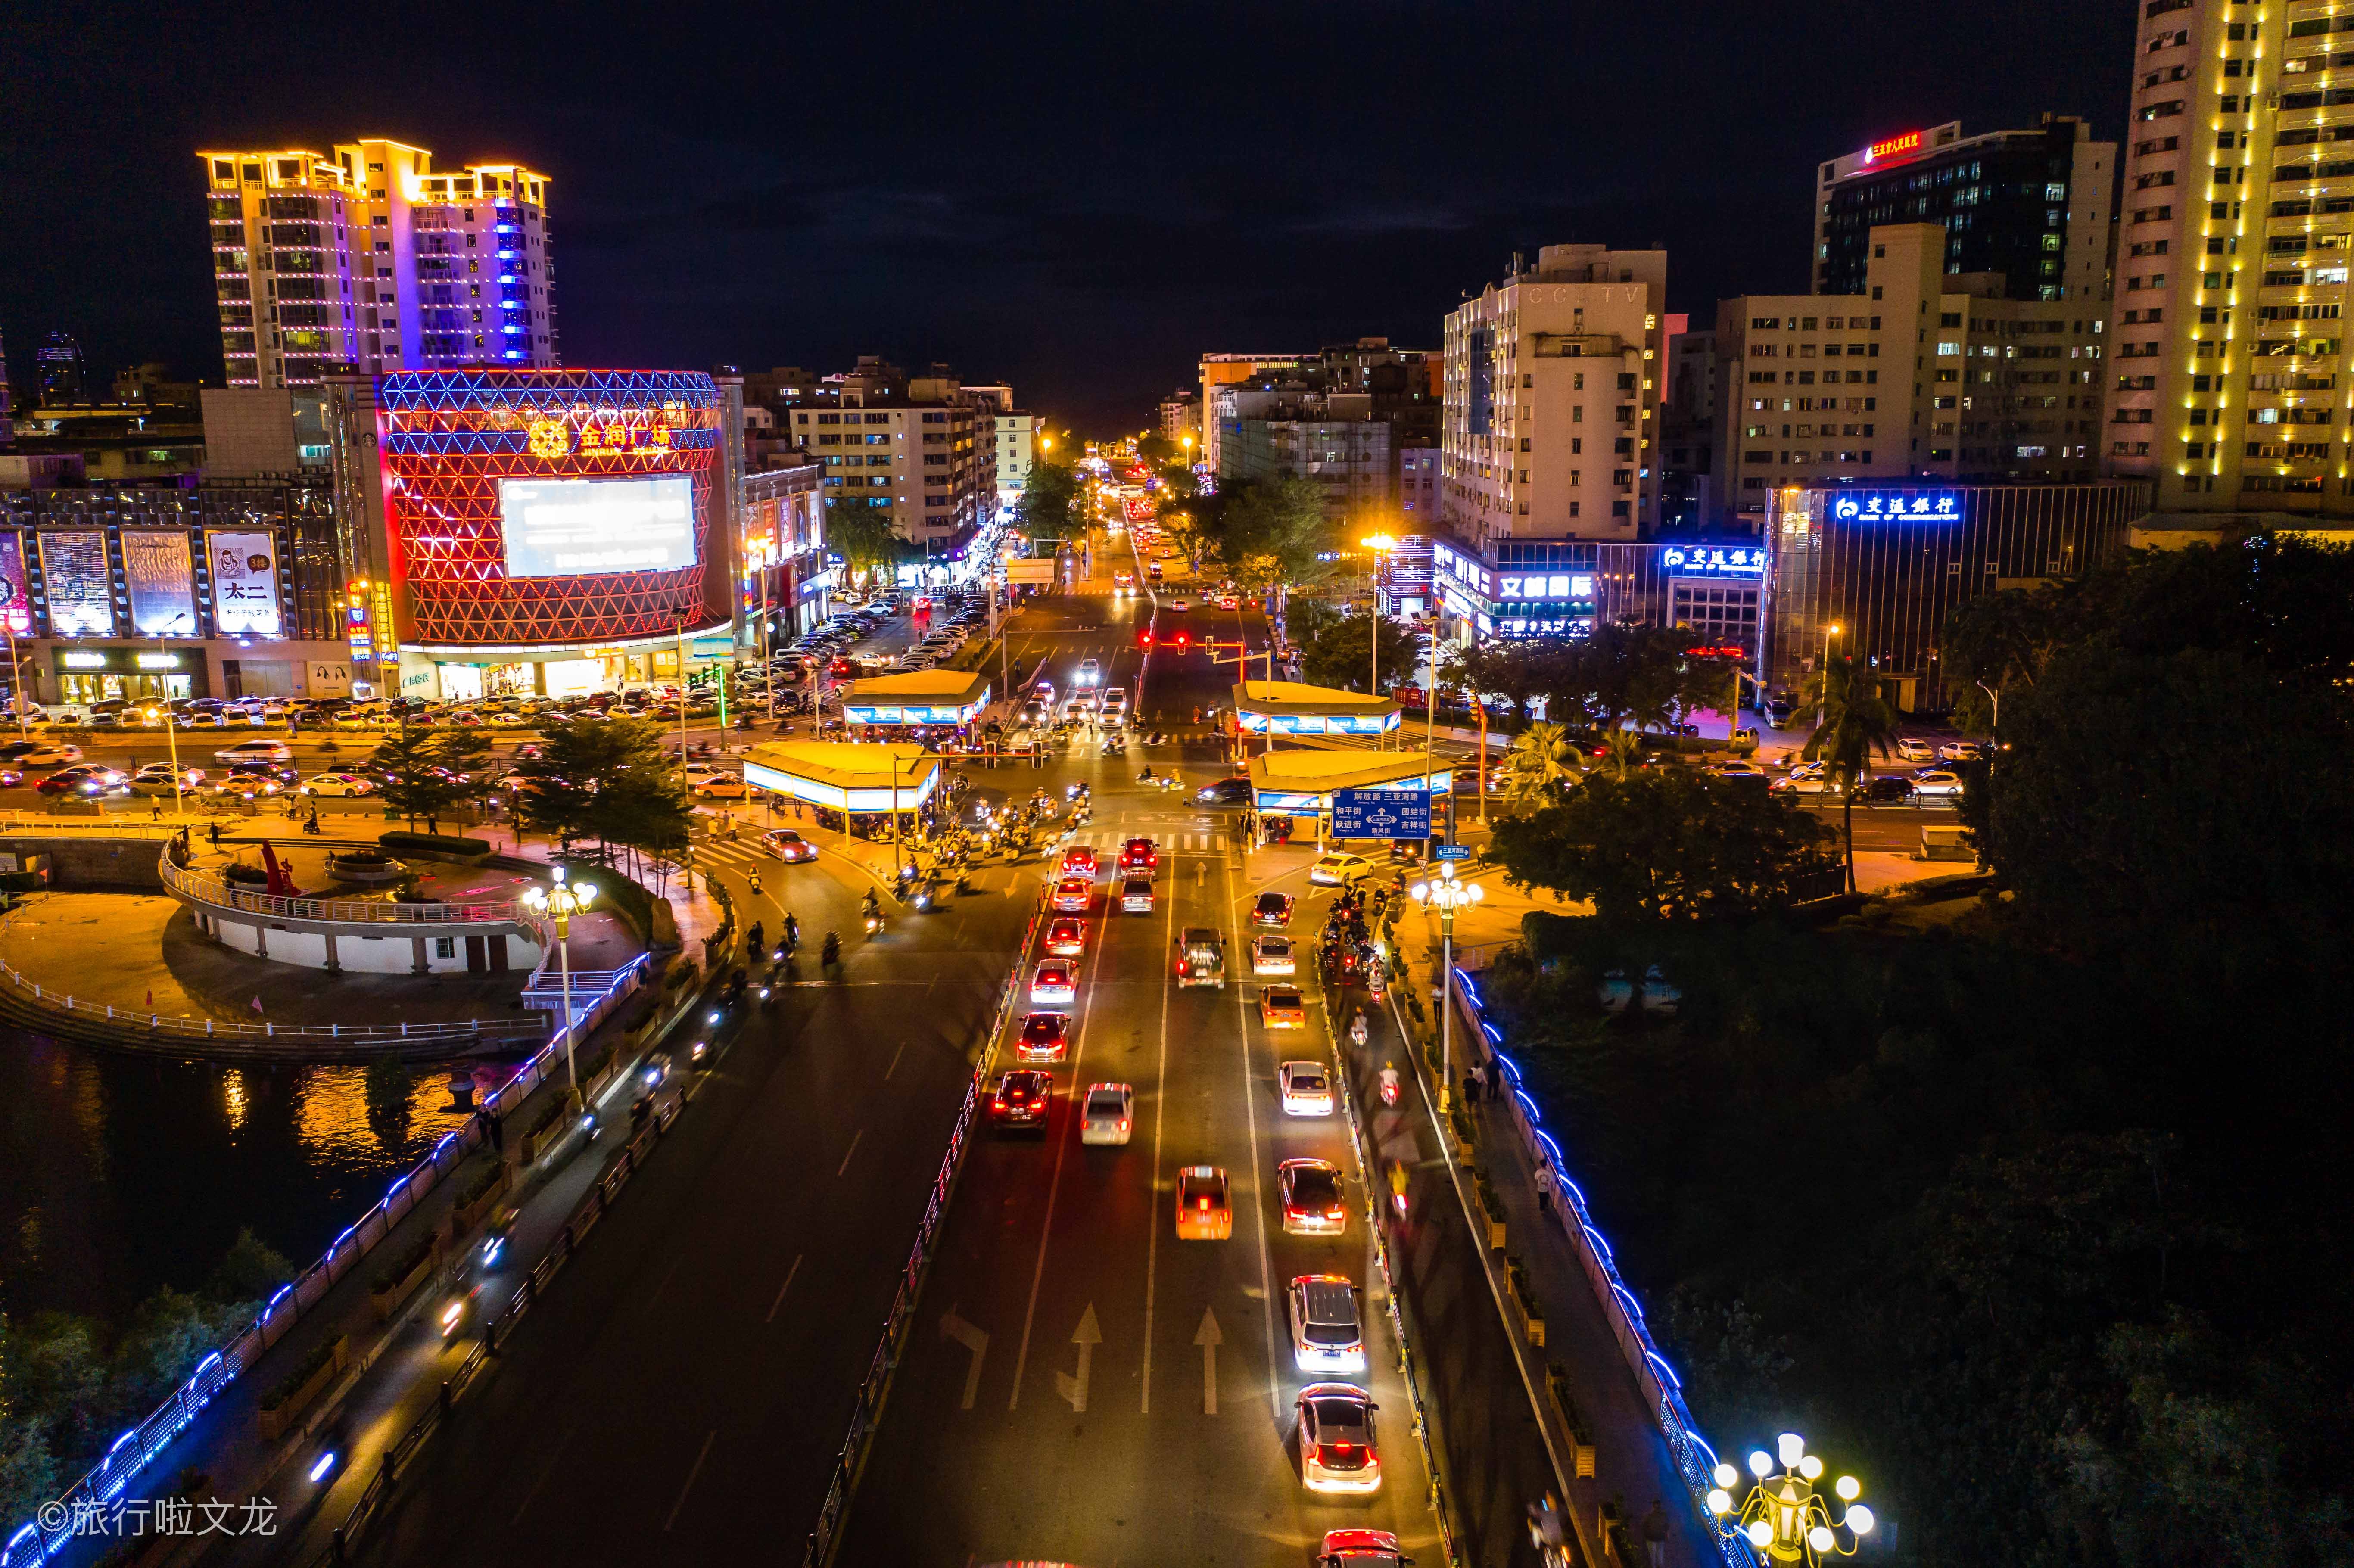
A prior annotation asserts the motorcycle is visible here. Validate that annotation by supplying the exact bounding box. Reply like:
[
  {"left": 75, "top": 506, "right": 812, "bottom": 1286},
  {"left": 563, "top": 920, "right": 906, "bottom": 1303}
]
[
  {"left": 864, "top": 912, "right": 885, "bottom": 935},
  {"left": 1378, "top": 1067, "right": 1401, "bottom": 1107}
]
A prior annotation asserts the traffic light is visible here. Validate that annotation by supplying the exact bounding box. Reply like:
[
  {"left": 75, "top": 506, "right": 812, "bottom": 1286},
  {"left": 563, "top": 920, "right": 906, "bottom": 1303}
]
[{"left": 1138, "top": 630, "right": 1153, "bottom": 649}]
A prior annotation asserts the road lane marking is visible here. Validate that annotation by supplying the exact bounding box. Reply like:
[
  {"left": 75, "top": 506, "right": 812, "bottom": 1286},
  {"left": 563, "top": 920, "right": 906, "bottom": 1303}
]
[
  {"left": 764, "top": 1254, "right": 803, "bottom": 1324},
  {"left": 509, "top": 1421, "right": 578, "bottom": 1525},
  {"left": 835, "top": 1127, "right": 865, "bottom": 1177},
  {"left": 1195, "top": 1307, "right": 1223, "bottom": 1415},
  {"left": 883, "top": 1039, "right": 907, "bottom": 1079},
  {"left": 1053, "top": 1304, "right": 1102, "bottom": 1412},
  {"left": 1227, "top": 853, "right": 1285, "bottom": 1421},
  {"left": 1142, "top": 877, "right": 1175, "bottom": 1414},
  {"left": 941, "top": 1306, "right": 990, "bottom": 1409},
  {"left": 1006, "top": 895, "right": 1115, "bottom": 1410},
  {"left": 663, "top": 1429, "right": 717, "bottom": 1532}
]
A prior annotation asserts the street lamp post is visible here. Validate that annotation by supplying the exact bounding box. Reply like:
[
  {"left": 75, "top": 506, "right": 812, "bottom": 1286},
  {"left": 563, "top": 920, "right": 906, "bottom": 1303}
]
[
  {"left": 159, "top": 612, "right": 190, "bottom": 817},
  {"left": 520, "top": 867, "right": 598, "bottom": 1109},
  {"left": 1975, "top": 678, "right": 2000, "bottom": 736},
  {"left": 1706, "top": 1432, "right": 1875, "bottom": 1566},
  {"left": 1408, "top": 862, "right": 1483, "bottom": 1114},
  {"left": 1361, "top": 534, "right": 1398, "bottom": 744}
]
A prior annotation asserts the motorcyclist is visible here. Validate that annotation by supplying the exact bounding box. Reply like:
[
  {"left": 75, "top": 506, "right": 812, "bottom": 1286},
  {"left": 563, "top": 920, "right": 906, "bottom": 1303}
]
[
  {"left": 1351, "top": 1011, "right": 1370, "bottom": 1049},
  {"left": 782, "top": 912, "right": 799, "bottom": 949},
  {"left": 747, "top": 920, "right": 765, "bottom": 955},
  {"left": 862, "top": 887, "right": 881, "bottom": 921},
  {"left": 747, "top": 871, "right": 763, "bottom": 897},
  {"left": 821, "top": 930, "right": 842, "bottom": 968},
  {"left": 1137, "top": 764, "right": 1153, "bottom": 784},
  {"left": 1378, "top": 1061, "right": 1401, "bottom": 1101}
]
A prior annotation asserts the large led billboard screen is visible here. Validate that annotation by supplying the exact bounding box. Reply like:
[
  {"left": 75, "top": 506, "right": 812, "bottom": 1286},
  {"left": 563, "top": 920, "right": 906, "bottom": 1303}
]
[{"left": 498, "top": 476, "right": 698, "bottom": 578}]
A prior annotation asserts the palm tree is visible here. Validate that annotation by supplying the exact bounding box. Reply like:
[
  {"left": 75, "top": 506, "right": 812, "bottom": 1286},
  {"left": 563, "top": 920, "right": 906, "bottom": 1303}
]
[
  {"left": 1599, "top": 727, "right": 1645, "bottom": 783},
  {"left": 1798, "top": 656, "right": 1900, "bottom": 892},
  {"left": 1500, "top": 722, "right": 1578, "bottom": 812}
]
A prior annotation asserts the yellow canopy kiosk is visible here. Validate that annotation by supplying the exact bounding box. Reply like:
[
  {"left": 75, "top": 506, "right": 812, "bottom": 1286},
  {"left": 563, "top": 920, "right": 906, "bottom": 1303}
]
[
  {"left": 1231, "top": 680, "right": 1401, "bottom": 738},
  {"left": 742, "top": 740, "right": 942, "bottom": 821},
  {"left": 841, "top": 670, "right": 991, "bottom": 728},
  {"left": 1246, "top": 749, "right": 1451, "bottom": 843}
]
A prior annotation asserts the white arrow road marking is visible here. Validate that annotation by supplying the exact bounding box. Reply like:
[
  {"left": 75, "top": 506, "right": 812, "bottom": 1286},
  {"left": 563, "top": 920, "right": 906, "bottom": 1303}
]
[
  {"left": 1194, "top": 1307, "right": 1223, "bottom": 1415},
  {"left": 1053, "top": 1303, "right": 1102, "bottom": 1413},
  {"left": 940, "top": 1306, "right": 990, "bottom": 1411}
]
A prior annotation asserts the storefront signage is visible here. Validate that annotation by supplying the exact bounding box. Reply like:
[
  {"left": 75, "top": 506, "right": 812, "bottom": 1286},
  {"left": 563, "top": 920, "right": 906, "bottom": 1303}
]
[
  {"left": 1660, "top": 546, "right": 1767, "bottom": 576},
  {"left": 207, "top": 531, "right": 282, "bottom": 638},
  {"left": 0, "top": 535, "right": 28, "bottom": 637},
  {"left": 122, "top": 531, "right": 198, "bottom": 637},
  {"left": 1863, "top": 130, "right": 1923, "bottom": 165},
  {"left": 40, "top": 531, "right": 115, "bottom": 637},
  {"left": 308, "top": 662, "right": 354, "bottom": 697},
  {"left": 1830, "top": 492, "right": 1960, "bottom": 522},
  {"left": 55, "top": 648, "right": 183, "bottom": 673},
  {"left": 1498, "top": 572, "right": 1597, "bottom": 599}
]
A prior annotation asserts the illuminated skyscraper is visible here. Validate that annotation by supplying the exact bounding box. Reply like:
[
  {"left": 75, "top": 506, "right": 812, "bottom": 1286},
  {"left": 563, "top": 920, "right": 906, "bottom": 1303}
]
[
  {"left": 2105, "top": 0, "right": 2354, "bottom": 517},
  {"left": 196, "top": 140, "right": 558, "bottom": 390}
]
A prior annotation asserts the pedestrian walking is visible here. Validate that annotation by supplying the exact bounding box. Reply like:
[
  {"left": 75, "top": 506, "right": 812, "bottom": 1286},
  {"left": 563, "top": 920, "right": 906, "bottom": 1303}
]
[
  {"left": 1641, "top": 1500, "right": 1668, "bottom": 1568},
  {"left": 1535, "top": 1159, "right": 1555, "bottom": 1217},
  {"left": 1488, "top": 1060, "right": 1505, "bottom": 1102},
  {"left": 1462, "top": 1070, "right": 1479, "bottom": 1108},
  {"left": 207, "top": 821, "right": 223, "bottom": 848},
  {"left": 150, "top": 798, "right": 164, "bottom": 821}
]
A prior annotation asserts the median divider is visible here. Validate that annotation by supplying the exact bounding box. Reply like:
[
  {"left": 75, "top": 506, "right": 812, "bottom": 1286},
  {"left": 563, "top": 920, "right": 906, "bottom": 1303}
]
[{"left": 801, "top": 876, "right": 1052, "bottom": 1568}]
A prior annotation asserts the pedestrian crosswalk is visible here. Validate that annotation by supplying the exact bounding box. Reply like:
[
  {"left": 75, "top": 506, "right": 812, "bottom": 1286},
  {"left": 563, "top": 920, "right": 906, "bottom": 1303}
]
[{"left": 1062, "top": 828, "right": 1232, "bottom": 854}]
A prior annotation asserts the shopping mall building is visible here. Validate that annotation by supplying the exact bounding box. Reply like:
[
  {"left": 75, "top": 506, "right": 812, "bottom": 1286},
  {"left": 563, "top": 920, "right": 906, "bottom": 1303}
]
[{"left": 325, "top": 367, "right": 827, "bottom": 702}]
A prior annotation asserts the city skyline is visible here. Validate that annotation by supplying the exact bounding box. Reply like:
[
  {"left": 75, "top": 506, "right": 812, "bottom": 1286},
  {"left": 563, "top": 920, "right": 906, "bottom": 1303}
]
[{"left": 5, "top": 0, "right": 2129, "bottom": 430}]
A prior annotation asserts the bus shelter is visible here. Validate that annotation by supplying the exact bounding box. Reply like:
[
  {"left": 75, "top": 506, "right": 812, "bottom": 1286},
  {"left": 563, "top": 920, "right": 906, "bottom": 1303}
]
[
  {"left": 1246, "top": 750, "right": 1451, "bottom": 844},
  {"left": 742, "top": 740, "right": 942, "bottom": 828},
  {"left": 1232, "top": 680, "right": 1401, "bottom": 738},
  {"left": 841, "top": 670, "right": 991, "bottom": 730}
]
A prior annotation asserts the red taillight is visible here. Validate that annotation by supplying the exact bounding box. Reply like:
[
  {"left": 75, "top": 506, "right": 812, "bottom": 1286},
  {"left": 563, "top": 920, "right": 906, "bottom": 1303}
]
[
  {"left": 1118, "top": 1119, "right": 1130, "bottom": 1132},
  {"left": 992, "top": 1098, "right": 1006, "bottom": 1110},
  {"left": 1197, "top": 1197, "right": 1211, "bottom": 1211}
]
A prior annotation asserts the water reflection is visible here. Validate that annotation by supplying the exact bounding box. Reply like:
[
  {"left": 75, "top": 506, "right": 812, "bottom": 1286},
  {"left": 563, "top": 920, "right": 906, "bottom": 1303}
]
[{"left": 0, "top": 1030, "right": 488, "bottom": 1322}]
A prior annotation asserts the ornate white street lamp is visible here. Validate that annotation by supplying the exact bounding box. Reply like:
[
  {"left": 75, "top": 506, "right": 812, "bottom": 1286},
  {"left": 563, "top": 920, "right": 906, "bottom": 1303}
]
[
  {"left": 520, "top": 865, "right": 598, "bottom": 1108},
  {"left": 1707, "top": 1432, "right": 1875, "bottom": 1565},
  {"left": 1408, "top": 861, "right": 1482, "bottom": 1113}
]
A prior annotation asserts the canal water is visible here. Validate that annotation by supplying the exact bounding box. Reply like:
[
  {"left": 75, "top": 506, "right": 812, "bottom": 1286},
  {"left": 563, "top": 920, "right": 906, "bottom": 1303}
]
[{"left": 0, "top": 1030, "right": 492, "bottom": 1323}]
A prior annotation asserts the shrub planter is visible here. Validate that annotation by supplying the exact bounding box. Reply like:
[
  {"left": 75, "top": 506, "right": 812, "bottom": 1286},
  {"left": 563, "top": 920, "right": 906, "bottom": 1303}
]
[
  {"left": 1505, "top": 1254, "right": 1546, "bottom": 1346},
  {"left": 325, "top": 850, "right": 405, "bottom": 886},
  {"left": 378, "top": 831, "right": 492, "bottom": 865},
  {"left": 1475, "top": 1173, "right": 1508, "bottom": 1250},
  {"left": 451, "top": 1160, "right": 508, "bottom": 1234},
  {"left": 369, "top": 1235, "right": 441, "bottom": 1323},
  {"left": 255, "top": 1333, "right": 347, "bottom": 1440},
  {"left": 222, "top": 864, "right": 270, "bottom": 889},
  {"left": 1546, "top": 1365, "right": 1598, "bottom": 1478}
]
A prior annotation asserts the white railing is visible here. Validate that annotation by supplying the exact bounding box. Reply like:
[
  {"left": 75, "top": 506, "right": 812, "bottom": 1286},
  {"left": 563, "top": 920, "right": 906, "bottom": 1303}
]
[{"left": 159, "top": 851, "right": 526, "bottom": 927}]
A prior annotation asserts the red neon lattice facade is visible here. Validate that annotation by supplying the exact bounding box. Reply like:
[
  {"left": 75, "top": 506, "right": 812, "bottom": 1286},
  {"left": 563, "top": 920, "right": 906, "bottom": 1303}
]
[{"left": 376, "top": 369, "right": 721, "bottom": 647}]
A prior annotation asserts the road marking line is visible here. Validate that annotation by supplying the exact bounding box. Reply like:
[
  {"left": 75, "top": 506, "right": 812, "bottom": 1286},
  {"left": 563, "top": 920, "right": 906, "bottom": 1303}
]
[
  {"left": 765, "top": 1254, "right": 803, "bottom": 1323},
  {"left": 1006, "top": 889, "right": 1115, "bottom": 1410},
  {"left": 1142, "top": 875, "right": 1174, "bottom": 1413},
  {"left": 835, "top": 1127, "right": 865, "bottom": 1177},
  {"left": 883, "top": 1039, "right": 907, "bottom": 1080},
  {"left": 662, "top": 1429, "right": 717, "bottom": 1531},
  {"left": 1227, "top": 852, "right": 1284, "bottom": 1421},
  {"left": 509, "top": 1420, "right": 578, "bottom": 1524}
]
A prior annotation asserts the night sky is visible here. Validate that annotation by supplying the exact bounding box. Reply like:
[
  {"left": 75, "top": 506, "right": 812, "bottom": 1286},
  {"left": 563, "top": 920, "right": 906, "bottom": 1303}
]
[{"left": 3, "top": 1, "right": 2131, "bottom": 433}]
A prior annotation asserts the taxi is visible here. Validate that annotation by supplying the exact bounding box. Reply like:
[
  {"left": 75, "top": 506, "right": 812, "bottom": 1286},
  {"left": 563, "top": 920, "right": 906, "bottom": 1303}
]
[
  {"left": 1259, "top": 985, "right": 1308, "bottom": 1030},
  {"left": 1175, "top": 1165, "right": 1233, "bottom": 1240}
]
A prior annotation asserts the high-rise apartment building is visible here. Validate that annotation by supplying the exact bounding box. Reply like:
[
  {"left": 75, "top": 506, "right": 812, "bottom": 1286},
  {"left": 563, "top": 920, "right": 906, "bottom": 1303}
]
[
  {"left": 1713, "top": 224, "right": 2108, "bottom": 522},
  {"left": 1814, "top": 117, "right": 2116, "bottom": 303},
  {"left": 197, "top": 140, "right": 558, "bottom": 390},
  {"left": 2104, "top": 0, "right": 2354, "bottom": 518},
  {"left": 1199, "top": 353, "right": 1315, "bottom": 471},
  {"left": 37, "top": 334, "right": 86, "bottom": 406},
  {"left": 780, "top": 358, "right": 999, "bottom": 548},
  {"left": 1439, "top": 243, "right": 1668, "bottom": 552},
  {"left": 993, "top": 409, "right": 1042, "bottom": 519}
]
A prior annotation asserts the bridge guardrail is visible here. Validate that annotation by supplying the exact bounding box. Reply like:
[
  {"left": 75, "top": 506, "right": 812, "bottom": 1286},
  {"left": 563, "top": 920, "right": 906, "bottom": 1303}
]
[{"left": 159, "top": 851, "right": 525, "bottom": 927}]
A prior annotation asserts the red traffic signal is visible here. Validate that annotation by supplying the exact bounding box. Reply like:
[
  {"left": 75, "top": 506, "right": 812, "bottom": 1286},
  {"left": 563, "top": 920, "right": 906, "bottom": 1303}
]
[{"left": 1138, "top": 630, "right": 1154, "bottom": 648}]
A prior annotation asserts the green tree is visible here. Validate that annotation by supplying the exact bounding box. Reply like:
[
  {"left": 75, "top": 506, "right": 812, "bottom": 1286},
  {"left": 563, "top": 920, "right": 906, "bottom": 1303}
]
[
  {"left": 827, "top": 506, "right": 913, "bottom": 592},
  {"left": 1211, "top": 478, "right": 1332, "bottom": 587},
  {"left": 1489, "top": 770, "right": 1834, "bottom": 922},
  {"left": 1796, "top": 654, "right": 1899, "bottom": 893},
  {"left": 1537, "top": 621, "right": 1693, "bottom": 733},
  {"left": 585, "top": 766, "right": 696, "bottom": 889},
  {"left": 1136, "top": 432, "right": 1175, "bottom": 463},
  {"left": 1299, "top": 610, "right": 1419, "bottom": 695},
  {"left": 1596, "top": 727, "right": 1644, "bottom": 782},
  {"left": 509, "top": 716, "right": 673, "bottom": 853},
  {"left": 368, "top": 722, "right": 464, "bottom": 829},
  {"left": 1014, "top": 458, "right": 1084, "bottom": 543},
  {"left": 1498, "top": 722, "right": 1579, "bottom": 814},
  {"left": 1439, "top": 639, "right": 1563, "bottom": 727}
]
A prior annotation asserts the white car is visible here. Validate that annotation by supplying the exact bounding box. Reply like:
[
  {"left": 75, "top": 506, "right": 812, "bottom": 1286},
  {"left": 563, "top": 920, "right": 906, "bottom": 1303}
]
[
  {"left": 1309, "top": 852, "right": 1376, "bottom": 887},
  {"left": 1708, "top": 759, "right": 1767, "bottom": 778},
  {"left": 1297, "top": 1383, "right": 1382, "bottom": 1493},
  {"left": 1252, "top": 934, "right": 1296, "bottom": 977},
  {"left": 1169, "top": 598, "right": 1192, "bottom": 612},
  {"left": 1278, "top": 1061, "right": 1334, "bottom": 1117},
  {"left": 1938, "top": 740, "right": 1986, "bottom": 763},
  {"left": 1911, "top": 769, "right": 1967, "bottom": 797},
  {"left": 213, "top": 739, "right": 293, "bottom": 765},
  {"left": 299, "top": 772, "right": 374, "bottom": 797},
  {"left": 1080, "top": 1083, "right": 1134, "bottom": 1145},
  {"left": 1030, "top": 959, "right": 1078, "bottom": 1005},
  {"left": 1768, "top": 774, "right": 1839, "bottom": 795},
  {"left": 1100, "top": 688, "right": 1130, "bottom": 719},
  {"left": 14, "top": 744, "right": 82, "bottom": 766},
  {"left": 1895, "top": 737, "right": 1937, "bottom": 762},
  {"left": 1288, "top": 1275, "right": 1367, "bottom": 1373},
  {"left": 1074, "top": 658, "right": 1102, "bottom": 687}
]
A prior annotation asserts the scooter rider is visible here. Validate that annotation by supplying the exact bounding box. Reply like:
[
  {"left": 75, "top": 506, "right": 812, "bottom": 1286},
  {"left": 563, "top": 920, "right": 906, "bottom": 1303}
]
[
  {"left": 861, "top": 887, "right": 881, "bottom": 921},
  {"left": 1351, "top": 1011, "right": 1370, "bottom": 1049},
  {"left": 1378, "top": 1061, "right": 1401, "bottom": 1104},
  {"left": 782, "top": 912, "right": 799, "bottom": 950},
  {"left": 821, "top": 930, "right": 842, "bottom": 968}
]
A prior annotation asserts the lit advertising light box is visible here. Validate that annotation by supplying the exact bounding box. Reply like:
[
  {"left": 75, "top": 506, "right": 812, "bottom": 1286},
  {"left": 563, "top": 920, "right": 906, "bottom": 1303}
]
[{"left": 498, "top": 476, "right": 697, "bottom": 578}]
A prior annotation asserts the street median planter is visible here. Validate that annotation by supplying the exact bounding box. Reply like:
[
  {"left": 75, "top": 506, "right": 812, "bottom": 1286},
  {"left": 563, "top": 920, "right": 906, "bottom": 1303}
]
[
  {"left": 451, "top": 1159, "right": 508, "bottom": 1234},
  {"left": 1475, "top": 1171, "right": 1507, "bottom": 1250},
  {"left": 325, "top": 849, "right": 405, "bottom": 885},
  {"left": 1546, "top": 1364, "right": 1597, "bottom": 1478},
  {"left": 378, "top": 831, "right": 492, "bottom": 865},
  {"left": 368, "top": 1234, "right": 441, "bottom": 1323},
  {"left": 255, "top": 1333, "right": 347, "bottom": 1440},
  {"left": 1505, "top": 1252, "right": 1546, "bottom": 1346}
]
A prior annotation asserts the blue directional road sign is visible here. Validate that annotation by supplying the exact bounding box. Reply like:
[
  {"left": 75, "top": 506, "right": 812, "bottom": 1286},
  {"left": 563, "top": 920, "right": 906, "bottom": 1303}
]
[
  {"left": 1330, "top": 789, "right": 1432, "bottom": 840},
  {"left": 1432, "top": 844, "right": 1473, "bottom": 862}
]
